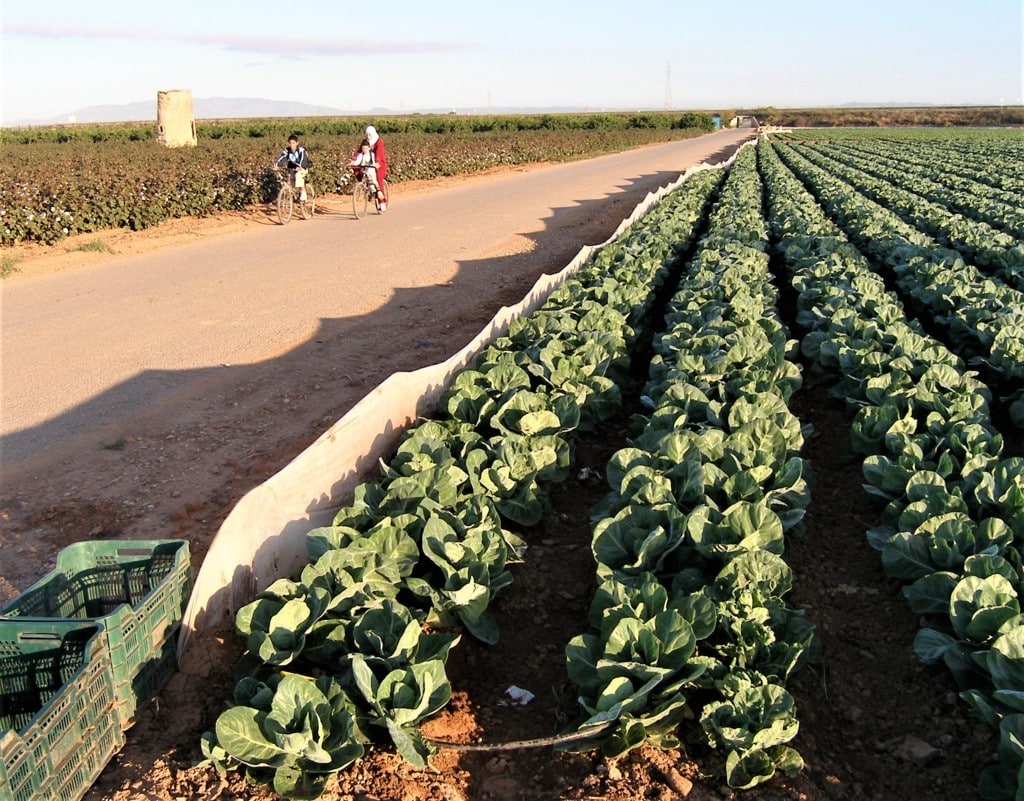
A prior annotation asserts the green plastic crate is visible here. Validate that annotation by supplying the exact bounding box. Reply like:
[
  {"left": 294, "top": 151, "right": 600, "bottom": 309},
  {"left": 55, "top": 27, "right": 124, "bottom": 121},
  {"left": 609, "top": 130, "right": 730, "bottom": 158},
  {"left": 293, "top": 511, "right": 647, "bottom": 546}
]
[
  {"left": 0, "top": 540, "right": 193, "bottom": 729},
  {"left": 0, "top": 621, "right": 124, "bottom": 801}
]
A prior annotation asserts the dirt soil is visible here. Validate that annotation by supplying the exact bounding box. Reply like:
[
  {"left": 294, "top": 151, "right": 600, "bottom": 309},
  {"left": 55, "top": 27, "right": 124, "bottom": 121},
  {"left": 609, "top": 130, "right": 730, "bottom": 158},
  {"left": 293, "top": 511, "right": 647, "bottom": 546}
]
[{"left": 0, "top": 165, "right": 1000, "bottom": 801}]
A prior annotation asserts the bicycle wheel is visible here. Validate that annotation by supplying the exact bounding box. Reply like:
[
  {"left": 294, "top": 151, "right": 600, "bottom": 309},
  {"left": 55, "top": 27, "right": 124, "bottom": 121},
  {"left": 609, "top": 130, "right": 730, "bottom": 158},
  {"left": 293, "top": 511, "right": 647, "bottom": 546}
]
[
  {"left": 277, "top": 184, "right": 293, "bottom": 224},
  {"left": 300, "top": 185, "right": 316, "bottom": 220},
  {"left": 352, "top": 182, "right": 368, "bottom": 219}
]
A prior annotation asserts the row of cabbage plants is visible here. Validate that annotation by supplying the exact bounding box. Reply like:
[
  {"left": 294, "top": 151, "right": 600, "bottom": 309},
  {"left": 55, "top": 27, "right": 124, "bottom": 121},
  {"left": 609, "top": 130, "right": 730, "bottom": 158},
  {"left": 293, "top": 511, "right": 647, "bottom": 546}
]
[
  {"left": 814, "top": 138, "right": 1024, "bottom": 241},
  {"left": 197, "top": 168, "right": 726, "bottom": 799},
  {"left": 776, "top": 129, "right": 1024, "bottom": 196},
  {"left": 789, "top": 140, "right": 1024, "bottom": 291},
  {"left": 897, "top": 138, "right": 1024, "bottom": 195},
  {"left": 835, "top": 134, "right": 1024, "bottom": 200},
  {"left": 562, "top": 145, "right": 815, "bottom": 790},
  {"left": 771, "top": 139, "right": 1024, "bottom": 428},
  {"left": 759, "top": 138, "right": 1024, "bottom": 800}
]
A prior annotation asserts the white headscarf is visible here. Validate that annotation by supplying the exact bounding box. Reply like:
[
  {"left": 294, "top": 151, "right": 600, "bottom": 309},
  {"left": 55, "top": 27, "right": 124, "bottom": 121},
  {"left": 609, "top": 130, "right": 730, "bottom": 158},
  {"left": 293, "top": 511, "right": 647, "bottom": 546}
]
[{"left": 365, "top": 125, "right": 379, "bottom": 146}]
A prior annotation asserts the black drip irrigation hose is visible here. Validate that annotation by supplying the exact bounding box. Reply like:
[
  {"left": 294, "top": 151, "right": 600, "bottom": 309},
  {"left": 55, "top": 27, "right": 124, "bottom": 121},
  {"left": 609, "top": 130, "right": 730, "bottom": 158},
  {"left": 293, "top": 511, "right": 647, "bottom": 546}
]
[{"left": 424, "top": 721, "right": 614, "bottom": 751}]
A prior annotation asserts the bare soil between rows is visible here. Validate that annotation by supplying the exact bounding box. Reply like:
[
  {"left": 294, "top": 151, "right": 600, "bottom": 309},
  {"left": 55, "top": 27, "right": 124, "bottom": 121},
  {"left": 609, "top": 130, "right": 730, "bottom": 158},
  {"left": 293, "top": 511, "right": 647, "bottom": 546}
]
[{"left": 0, "top": 158, "right": 1000, "bottom": 801}]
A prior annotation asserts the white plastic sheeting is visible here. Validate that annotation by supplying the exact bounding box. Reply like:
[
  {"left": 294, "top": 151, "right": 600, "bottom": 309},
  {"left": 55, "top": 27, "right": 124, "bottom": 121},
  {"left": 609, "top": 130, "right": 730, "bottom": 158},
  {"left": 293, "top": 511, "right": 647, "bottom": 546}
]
[{"left": 178, "top": 159, "right": 727, "bottom": 657}]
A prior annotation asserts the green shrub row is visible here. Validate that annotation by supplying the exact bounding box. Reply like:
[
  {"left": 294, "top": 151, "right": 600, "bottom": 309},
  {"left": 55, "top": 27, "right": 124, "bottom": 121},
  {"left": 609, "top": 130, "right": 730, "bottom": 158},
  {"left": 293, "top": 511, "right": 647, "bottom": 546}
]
[
  {"left": 1, "top": 122, "right": 712, "bottom": 246},
  {"left": 2, "top": 111, "right": 713, "bottom": 145}
]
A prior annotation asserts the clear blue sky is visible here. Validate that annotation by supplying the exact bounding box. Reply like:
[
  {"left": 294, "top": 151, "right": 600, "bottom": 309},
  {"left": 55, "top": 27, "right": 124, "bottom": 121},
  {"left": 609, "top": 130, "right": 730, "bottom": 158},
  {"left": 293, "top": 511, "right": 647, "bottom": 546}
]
[{"left": 2, "top": 0, "right": 1021, "bottom": 124}]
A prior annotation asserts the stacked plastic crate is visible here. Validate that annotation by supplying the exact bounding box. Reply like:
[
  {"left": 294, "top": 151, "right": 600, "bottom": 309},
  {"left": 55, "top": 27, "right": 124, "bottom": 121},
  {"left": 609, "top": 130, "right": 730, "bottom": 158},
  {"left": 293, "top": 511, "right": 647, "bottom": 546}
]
[{"left": 1, "top": 540, "right": 192, "bottom": 801}]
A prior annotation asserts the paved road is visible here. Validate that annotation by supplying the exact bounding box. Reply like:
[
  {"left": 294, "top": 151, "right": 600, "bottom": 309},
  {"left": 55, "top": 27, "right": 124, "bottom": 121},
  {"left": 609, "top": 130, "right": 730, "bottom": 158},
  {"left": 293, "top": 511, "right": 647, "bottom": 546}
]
[{"left": 0, "top": 128, "right": 752, "bottom": 466}]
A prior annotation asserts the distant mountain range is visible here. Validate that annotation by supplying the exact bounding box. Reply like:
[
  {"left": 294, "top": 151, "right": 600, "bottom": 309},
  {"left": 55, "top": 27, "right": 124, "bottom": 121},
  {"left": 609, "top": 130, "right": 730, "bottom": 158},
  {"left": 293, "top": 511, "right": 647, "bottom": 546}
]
[
  {"left": 10, "top": 96, "right": 960, "bottom": 126},
  {"left": 12, "top": 97, "right": 631, "bottom": 126},
  {"left": 16, "top": 97, "right": 352, "bottom": 125},
  {"left": 839, "top": 101, "right": 931, "bottom": 108}
]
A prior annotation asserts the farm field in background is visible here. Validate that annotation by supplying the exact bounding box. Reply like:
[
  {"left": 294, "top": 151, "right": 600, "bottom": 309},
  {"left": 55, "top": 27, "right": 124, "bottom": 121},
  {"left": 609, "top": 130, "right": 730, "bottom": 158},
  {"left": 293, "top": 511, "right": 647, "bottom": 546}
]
[
  {"left": 0, "top": 112, "right": 714, "bottom": 246},
  {"left": 3, "top": 105, "right": 1020, "bottom": 249}
]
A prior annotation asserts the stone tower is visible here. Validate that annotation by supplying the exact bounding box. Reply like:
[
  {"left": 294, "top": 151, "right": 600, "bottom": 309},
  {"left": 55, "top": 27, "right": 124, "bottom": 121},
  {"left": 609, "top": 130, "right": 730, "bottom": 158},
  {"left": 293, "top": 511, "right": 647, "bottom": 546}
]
[{"left": 156, "top": 89, "right": 197, "bottom": 147}]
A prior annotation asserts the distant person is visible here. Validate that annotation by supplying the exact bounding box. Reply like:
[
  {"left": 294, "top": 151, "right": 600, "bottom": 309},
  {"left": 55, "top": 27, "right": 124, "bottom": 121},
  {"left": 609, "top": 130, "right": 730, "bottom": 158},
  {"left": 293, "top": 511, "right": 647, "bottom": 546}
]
[
  {"left": 275, "top": 134, "right": 312, "bottom": 202},
  {"left": 359, "top": 125, "right": 387, "bottom": 211},
  {"left": 349, "top": 138, "right": 383, "bottom": 199}
]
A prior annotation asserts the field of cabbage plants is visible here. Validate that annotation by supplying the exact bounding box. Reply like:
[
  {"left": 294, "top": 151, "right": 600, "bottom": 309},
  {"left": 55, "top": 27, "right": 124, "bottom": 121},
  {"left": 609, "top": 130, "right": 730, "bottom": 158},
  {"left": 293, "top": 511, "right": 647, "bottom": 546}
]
[{"left": 180, "top": 129, "right": 1024, "bottom": 801}]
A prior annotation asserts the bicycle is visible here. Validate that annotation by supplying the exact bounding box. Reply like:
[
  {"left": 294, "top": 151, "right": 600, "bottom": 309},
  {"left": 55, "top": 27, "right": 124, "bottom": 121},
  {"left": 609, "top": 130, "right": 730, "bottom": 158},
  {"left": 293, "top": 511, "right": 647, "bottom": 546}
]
[
  {"left": 350, "top": 167, "right": 388, "bottom": 219},
  {"left": 272, "top": 166, "right": 316, "bottom": 224}
]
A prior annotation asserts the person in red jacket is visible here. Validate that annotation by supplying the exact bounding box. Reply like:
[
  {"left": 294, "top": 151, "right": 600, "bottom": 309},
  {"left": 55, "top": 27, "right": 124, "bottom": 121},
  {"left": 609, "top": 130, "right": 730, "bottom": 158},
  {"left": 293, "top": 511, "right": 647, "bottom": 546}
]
[{"left": 362, "top": 125, "right": 387, "bottom": 211}]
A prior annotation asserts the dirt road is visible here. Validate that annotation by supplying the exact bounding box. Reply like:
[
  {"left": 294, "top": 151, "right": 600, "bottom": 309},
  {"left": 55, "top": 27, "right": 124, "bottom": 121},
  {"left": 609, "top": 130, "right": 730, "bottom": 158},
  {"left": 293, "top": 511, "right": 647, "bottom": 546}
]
[{"left": 0, "top": 127, "right": 750, "bottom": 595}]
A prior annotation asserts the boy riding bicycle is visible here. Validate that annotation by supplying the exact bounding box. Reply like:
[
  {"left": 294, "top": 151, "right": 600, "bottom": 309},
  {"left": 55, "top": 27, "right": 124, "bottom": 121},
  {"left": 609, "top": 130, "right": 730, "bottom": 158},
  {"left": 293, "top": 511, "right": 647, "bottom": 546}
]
[{"left": 275, "top": 134, "right": 312, "bottom": 201}]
